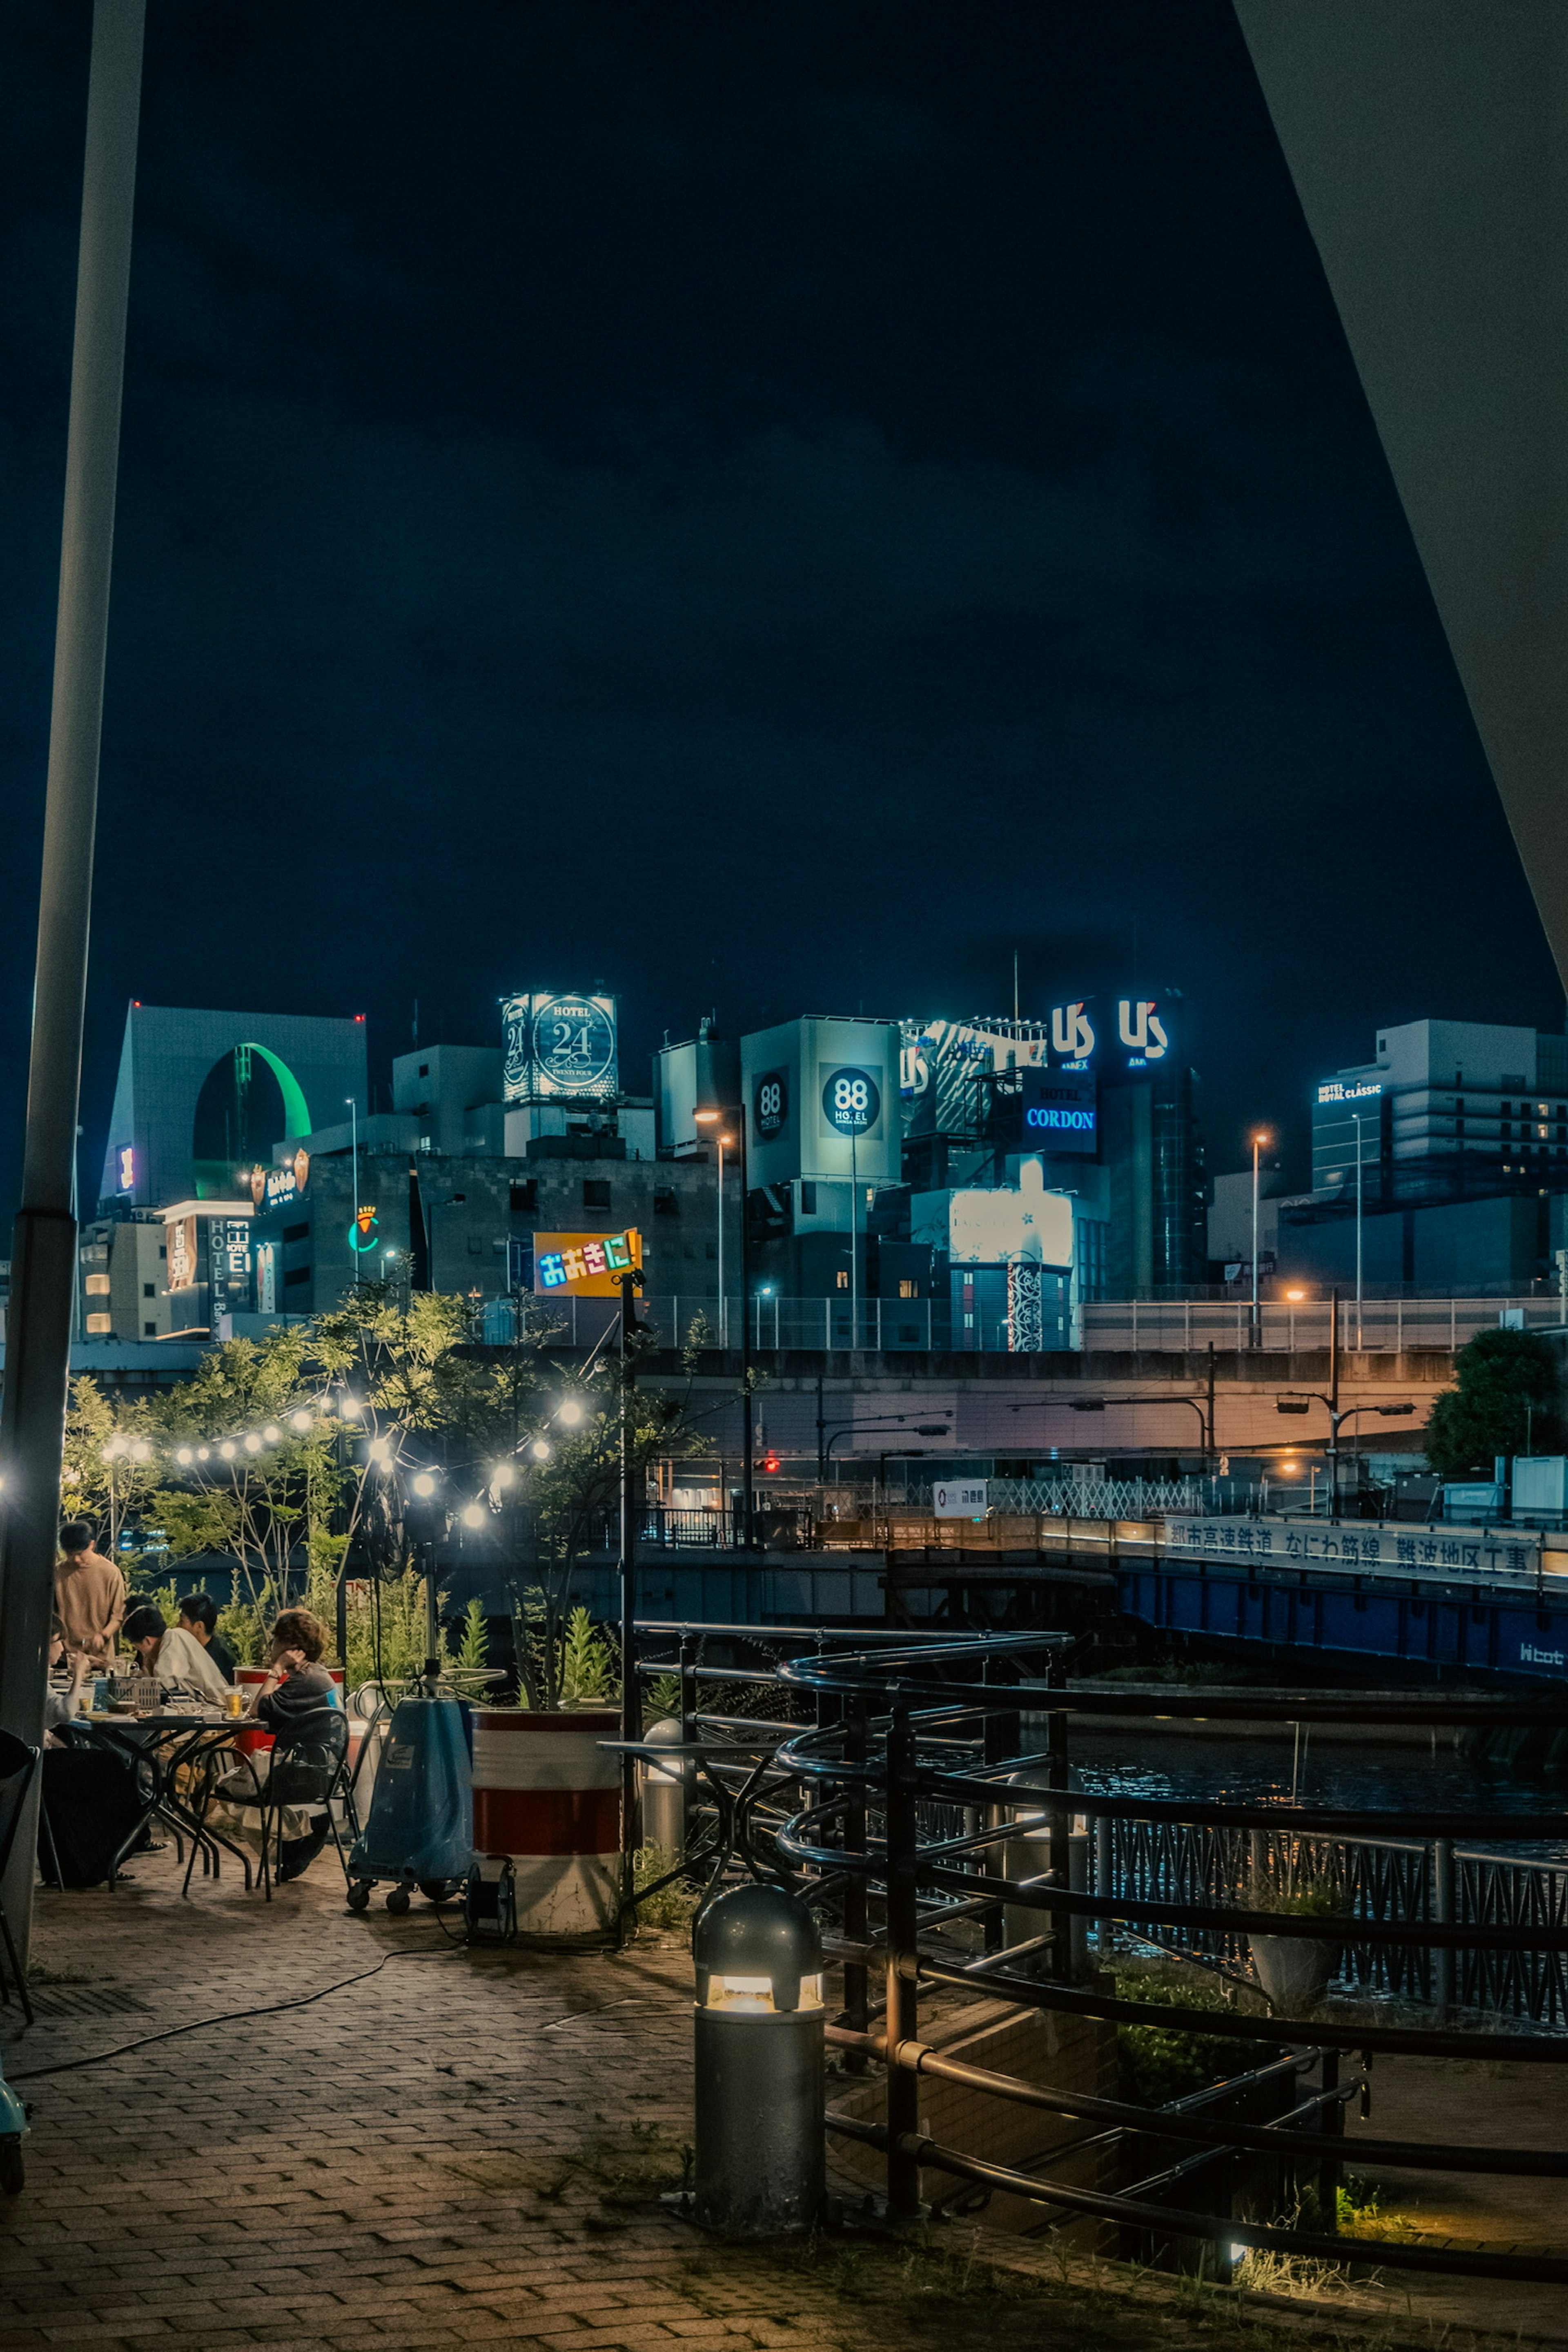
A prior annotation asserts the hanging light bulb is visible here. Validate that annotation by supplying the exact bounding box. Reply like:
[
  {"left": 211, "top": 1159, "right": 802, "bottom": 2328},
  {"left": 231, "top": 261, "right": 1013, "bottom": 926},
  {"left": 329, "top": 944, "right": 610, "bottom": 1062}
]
[
  {"left": 339, "top": 1396, "right": 362, "bottom": 1420},
  {"left": 218, "top": 1440, "right": 237, "bottom": 1461},
  {"left": 412, "top": 1472, "right": 437, "bottom": 1498},
  {"left": 176, "top": 1447, "right": 194, "bottom": 1467},
  {"left": 290, "top": 1408, "right": 313, "bottom": 1433},
  {"left": 491, "top": 1461, "right": 516, "bottom": 1488},
  {"left": 557, "top": 1399, "right": 586, "bottom": 1426},
  {"left": 529, "top": 1438, "right": 550, "bottom": 1461},
  {"left": 461, "top": 1502, "right": 486, "bottom": 1529},
  {"left": 197, "top": 1446, "right": 211, "bottom": 1462},
  {"left": 243, "top": 1433, "right": 263, "bottom": 1454},
  {"left": 263, "top": 1425, "right": 281, "bottom": 1443}
]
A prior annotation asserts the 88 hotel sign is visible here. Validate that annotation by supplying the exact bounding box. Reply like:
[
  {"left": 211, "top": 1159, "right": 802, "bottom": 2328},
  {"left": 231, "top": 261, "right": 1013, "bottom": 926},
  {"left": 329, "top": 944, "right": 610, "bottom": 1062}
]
[{"left": 821, "top": 1066, "right": 880, "bottom": 1135}]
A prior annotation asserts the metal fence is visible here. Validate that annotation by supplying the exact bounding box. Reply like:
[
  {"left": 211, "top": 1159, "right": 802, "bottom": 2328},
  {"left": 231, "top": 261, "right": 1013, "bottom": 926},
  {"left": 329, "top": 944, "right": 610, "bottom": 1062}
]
[
  {"left": 1100, "top": 1815, "right": 1568, "bottom": 2023},
  {"left": 989, "top": 1476, "right": 1203, "bottom": 1518},
  {"left": 1082, "top": 1296, "right": 1566, "bottom": 1355}
]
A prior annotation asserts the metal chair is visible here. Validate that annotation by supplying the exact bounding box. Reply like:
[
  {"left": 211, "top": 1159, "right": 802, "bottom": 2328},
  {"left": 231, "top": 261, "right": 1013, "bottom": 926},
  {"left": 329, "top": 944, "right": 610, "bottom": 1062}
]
[
  {"left": 0, "top": 1733, "right": 40, "bottom": 2025},
  {"left": 223, "top": 1705, "right": 359, "bottom": 1899}
]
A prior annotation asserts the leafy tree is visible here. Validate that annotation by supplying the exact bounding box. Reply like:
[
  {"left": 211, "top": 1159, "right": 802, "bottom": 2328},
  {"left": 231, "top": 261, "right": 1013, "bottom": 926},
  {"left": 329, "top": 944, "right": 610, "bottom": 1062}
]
[
  {"left": 1423, "top": 1327, "right": 1561, "bottom": 1479},
  {"left": 60, "top": 1378, "right": 162, "bottom": 1550}
]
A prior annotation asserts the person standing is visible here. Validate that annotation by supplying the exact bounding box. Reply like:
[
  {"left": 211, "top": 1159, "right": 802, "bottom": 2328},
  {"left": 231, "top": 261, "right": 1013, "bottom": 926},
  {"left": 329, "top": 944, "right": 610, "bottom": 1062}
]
[{"left": 53, "top": 1520, "right": 126, "bottom": 1668}]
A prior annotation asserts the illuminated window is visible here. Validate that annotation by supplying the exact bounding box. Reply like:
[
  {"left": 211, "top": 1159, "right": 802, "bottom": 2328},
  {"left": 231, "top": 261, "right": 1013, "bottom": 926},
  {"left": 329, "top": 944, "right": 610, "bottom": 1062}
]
[
  {"left": 835, "top": 1270, "right": 849, "bottom": 1290},
  {"left": 86, "top": 1312, "right": 111, "bottom": 1334},
  {"left": 85, "top": 1273, "right": 110, "bottom": 1296},
  {"left": 898, "top": 1278, "right": 918, "bottom": 1298}
]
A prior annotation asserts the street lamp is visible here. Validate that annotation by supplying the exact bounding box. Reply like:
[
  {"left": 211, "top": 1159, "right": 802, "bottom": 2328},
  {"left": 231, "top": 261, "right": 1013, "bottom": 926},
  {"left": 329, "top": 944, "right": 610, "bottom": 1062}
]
[
  {"left": 346, "top": 1097, "right": 360, "bottom": 1287},
  {"left": 1069, "top": 1392, "right": 1213, "bottom": 1467},
  {"left": 1250, "top": 1129, "right": 1272, "bottom": 1348},
  {"left": 1352, "top": 1109, "right": 1368, "bottom": 1346},
  {"left": 696, "top": 1099, "right": 756, "bottom": 1545},
  {"left": 1276, "top": 1396, "right": 1415, "bottom": 1515}
]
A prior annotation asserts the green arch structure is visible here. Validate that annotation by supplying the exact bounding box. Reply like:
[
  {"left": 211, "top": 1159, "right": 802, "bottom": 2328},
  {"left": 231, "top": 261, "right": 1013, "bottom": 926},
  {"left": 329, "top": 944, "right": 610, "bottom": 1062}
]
[{"left": 244, "top": 1043, "right": 313, "bottom": 1142}]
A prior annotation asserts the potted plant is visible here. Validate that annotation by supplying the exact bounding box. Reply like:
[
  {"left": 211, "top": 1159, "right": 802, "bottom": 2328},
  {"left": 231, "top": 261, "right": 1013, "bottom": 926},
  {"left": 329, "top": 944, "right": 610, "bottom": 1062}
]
[{"left": 1244, "top": 1874, "right": 1346, "bottom": 2013}]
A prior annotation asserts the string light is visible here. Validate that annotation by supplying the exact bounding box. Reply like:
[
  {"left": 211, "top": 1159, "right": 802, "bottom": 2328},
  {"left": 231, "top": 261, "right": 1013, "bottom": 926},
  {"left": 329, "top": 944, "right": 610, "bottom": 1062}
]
[
  {"left": 529, "top": 1438, "right": 550, "bottom": 1461},
  {"left": 290, "top": 1409, "right": 313, "bottom": 1433},
  {"left": 557, "top": 1399, "right": 586, "bottom": 1427},
  {"left": 461, "top": 1502, "right": 486, "bottom": 1529},
  {"left": 243, "top": 1433, "right": 263, "bottom": 1454},
  {"left": 412, "top": 1472, "right": 437, "bottom": 1498}
]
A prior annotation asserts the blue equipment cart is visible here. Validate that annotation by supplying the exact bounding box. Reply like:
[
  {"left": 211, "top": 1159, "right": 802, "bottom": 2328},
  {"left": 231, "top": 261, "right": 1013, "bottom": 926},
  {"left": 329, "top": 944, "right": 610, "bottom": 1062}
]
[{"left": 347, "top": 1685, "right": 475, "bottom": 1915}]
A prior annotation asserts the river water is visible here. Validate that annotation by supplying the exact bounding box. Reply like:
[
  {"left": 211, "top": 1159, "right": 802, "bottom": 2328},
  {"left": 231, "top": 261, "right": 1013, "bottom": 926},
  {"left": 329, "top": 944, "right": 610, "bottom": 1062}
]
[{"left": 1065, "top": 1728, "right": 1568, "bottom": 1862}]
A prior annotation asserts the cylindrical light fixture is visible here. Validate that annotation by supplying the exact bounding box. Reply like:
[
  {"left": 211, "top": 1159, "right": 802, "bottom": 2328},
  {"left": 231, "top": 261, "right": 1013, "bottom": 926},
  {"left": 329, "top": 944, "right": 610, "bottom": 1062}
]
[{"left": 692, "top": 1883, "right": 825, "bottom": 2234}]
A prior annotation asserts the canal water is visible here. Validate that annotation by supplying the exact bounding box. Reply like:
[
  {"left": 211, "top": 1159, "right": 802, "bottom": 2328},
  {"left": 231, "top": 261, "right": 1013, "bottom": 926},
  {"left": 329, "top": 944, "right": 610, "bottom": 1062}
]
[{"left": 1066, "top": 1728, "right": 1568, "bottom": 1861}]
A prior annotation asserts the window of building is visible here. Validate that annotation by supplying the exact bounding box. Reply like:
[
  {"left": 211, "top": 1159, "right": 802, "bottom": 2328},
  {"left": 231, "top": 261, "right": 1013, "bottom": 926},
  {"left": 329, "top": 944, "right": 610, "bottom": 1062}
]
[
  {"left": 583, "top": 1179, "right": 611, "bottom": 1212},
  {"left": 85, "top": 1273, "right": 110, "bottom": 1296},
  {"left": 898, "top": 1278, "right": 918, "bottom": 1298},
  {"left": 800, "top": 1181, "right": 816, "bottom": 1214},
  {"left": 654, "top": 1186, "right": 677, "bottom": 1216},
  {"left": 142, "top": 1282, "right": 155, "bottom": 1298},
  {"left": 419, "top": 1063, "right": 429, "bottom": 1077},
  {"left": 143, "top": 1320, "right": 156, "bottom": 1337},
  {"left": 835, "top": 1269, "right": 849, "bottom": 1290},
  {"left": 158, "top": 1243, "right": 166, "bottom": 1259},
  {"left": 86, "top": 1312, "right": 111, "bottom": 1334},
  {"left": 283, "top": 1266, "right": 310, "bottom": 1287},
  {"left": 509, "top": 1180, "right": 537, "bottom": 1213},
  {"left": 283, "top": 1222, "right": 309, "bottom": 1244}
]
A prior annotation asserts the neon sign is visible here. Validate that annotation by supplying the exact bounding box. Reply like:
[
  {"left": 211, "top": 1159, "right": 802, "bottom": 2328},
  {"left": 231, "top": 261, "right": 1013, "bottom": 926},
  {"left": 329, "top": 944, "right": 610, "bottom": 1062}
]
[
  {"left": 349, "top": 1205, "right": 380, "bottom": 1253},
  {"left": 535, "top": 1228, "right": 642, "bottom": 1293}
]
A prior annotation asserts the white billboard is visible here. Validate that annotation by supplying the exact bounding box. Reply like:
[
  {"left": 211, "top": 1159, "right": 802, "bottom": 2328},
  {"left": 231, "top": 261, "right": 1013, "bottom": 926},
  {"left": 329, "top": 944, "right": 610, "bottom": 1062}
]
[
  {"left": 501, "top": 992, "right": 618, "bottom": 1103},
  {"left": 947, "top": 1159, "right": 1073, "bottom": 1268}
]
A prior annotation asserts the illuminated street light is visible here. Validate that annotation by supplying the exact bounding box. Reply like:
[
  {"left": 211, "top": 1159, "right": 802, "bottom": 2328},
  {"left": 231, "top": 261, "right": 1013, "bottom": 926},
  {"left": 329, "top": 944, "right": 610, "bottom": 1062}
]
[{"left": 1250, "top": 1127, "right": 1273, "bottom": 1349}]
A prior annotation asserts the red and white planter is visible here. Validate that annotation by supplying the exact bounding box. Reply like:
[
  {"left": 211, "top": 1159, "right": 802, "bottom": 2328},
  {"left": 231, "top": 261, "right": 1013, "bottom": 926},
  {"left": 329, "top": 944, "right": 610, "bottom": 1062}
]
[{"left": 470, "top": 1708, "right": 621, "bottom": 1942}]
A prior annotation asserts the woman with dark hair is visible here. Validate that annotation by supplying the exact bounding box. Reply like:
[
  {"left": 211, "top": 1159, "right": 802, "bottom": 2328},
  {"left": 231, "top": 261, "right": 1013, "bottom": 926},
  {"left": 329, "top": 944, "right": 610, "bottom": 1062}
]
[
  {"left": 224, "top": 1609, "right": 341, "bottom": 1882},
  {"left": 122, "top": 1603, "right": 232, "bottom": 1704},
  {"left": 242, "top": 1608, "right": 336, "bottom": 1729}
]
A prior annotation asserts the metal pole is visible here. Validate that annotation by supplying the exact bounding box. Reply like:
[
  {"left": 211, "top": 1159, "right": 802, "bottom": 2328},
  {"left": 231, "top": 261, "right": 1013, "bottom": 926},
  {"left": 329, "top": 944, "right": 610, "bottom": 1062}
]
[
  {"left": 883, "top": 1707, "right": 922, "bottom": 2218},
  {"left": 715, "top": 1132, "right": 725, "bottom": 1352},
  {"left": 1206, "top": 1341, "right": 1216, "bottom": 1470},
  {"left": 1327, "top": 1288, "right": 1340, "bottom": 1519},
  {"left": 1251, "top": 1134, "right": 1261, "bottom": 1347},
  {"left": 349, "top": 1096, "right": 360, "bottom": 1285},
  {"left": 617, "top": 1266, "right": 644, "bottom": 1913},
  {"left": 1354, "top": 1113, "right": 1364, "bottom": 1346},
  {"left": 0, "top": 0, "right": 144, "bottom": 1969},
  {"left": 739, "top": 1104, "right": 755, "bottom": 1548},
  {"left": 850, "top": 1126, "right": 859, "bottom": 1350}
]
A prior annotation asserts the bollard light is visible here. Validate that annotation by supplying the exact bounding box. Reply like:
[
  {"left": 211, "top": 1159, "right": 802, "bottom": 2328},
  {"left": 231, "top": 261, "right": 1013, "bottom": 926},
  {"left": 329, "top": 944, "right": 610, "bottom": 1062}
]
[
  {"left": 640, "top": 1718, "right": 693, "bottom": 1853},
  {"left": 691, "top": 1883, "right": 825, "bottom": 2234}
]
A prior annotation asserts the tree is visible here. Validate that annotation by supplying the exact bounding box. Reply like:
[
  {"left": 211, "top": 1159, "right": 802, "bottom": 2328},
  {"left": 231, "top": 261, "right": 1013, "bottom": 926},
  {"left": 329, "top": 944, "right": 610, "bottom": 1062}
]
[
  {"left": 60, "top": 1377, "right": 161, "bottom": 1550},
  {"left": 1422, "top": 1328, "right": 1561, "bottom": 1480}
]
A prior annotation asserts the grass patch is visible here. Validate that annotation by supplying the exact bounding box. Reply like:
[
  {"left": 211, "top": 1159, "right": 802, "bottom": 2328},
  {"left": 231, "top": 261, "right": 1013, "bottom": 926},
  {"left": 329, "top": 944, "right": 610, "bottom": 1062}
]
[{"left": 1113, "top": 1961, "right": 1258, "bottom": 2107}]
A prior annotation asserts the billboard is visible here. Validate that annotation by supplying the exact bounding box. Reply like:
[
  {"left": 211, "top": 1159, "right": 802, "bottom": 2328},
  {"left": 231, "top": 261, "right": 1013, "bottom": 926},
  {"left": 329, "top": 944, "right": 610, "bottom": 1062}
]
[
  {"left": 740, "top": 1017, "right": 902, "bottom": 1187},
  {"left": 899, "top": 1018, "right": 1050, "bottom": 1136},
  {"left": 947, "top": 1163, "right": 1074, "bottom": 1268},
  {"left": 501, "top": 992, "right": 618, "bottom": 1103},
  {"left": 1019, "top": 1067, "right": 1098, "bottom": 1152},
  {"left": 534, "top": 1227, "right": 643, "bottom": 1296},
  {"left": 1044, "top": 995, "right": 1179, "bottom": 1073}
]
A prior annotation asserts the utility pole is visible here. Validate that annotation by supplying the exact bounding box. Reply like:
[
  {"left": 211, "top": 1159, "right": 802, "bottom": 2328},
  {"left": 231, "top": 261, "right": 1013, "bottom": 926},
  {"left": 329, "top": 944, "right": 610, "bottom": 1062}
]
[
  {"left": 0, "top": 0, "right": 145, "bottom": 1967},
  {"left": 617, "top": 1261, "right": 646, "bottom": 1915},
  {"left": 1327, "top": 1286, "right": 1340, "bottom": 1517}
]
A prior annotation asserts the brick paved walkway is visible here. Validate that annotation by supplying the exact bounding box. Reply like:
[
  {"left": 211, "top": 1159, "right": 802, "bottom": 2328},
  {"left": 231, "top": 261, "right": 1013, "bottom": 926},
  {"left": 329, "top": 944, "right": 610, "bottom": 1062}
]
[
  {"left": 5, "top": 1843, "right": 1565, "bottom": 2352},
  {"left": 0, "top": 1842, "right": 818, "bottom": 2352}
]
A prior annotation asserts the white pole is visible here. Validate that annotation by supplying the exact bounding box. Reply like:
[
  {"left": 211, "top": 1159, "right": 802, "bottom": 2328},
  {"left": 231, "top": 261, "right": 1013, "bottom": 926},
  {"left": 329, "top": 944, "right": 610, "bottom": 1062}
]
[
  {"left": 850, "top": 1126, "right": 859, "bottom": 1347},
  {"left": 0, "top": 0, "right": 145, "bottom": 1967},
  {"left": 347, "top": 1095, "right": 360, "bottom": 1282},
  {"left": 1354, "top": 1111, "right": 1364, "bottom": 1346},
  {"left": 715, "top": 1133, "right": 726, "bottom": 1350},
  {"left": 1251, "top": 1134, "right": 1261, "bottom": 1345}
]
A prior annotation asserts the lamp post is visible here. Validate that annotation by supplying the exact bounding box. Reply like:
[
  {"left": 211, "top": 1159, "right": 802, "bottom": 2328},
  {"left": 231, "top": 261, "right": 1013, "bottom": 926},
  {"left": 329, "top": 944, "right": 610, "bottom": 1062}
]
[
  {"left": 1353, "top": 1111, "right": 1366, "bottom": 1347},
  {"left": 714, "top": 1129, "right": 728, "bottom": 1349},
  {"left": 696, "top": 1101, "right": 755, "bottom": 1546},
  {"left": 1250, "top": 1128, "right": 1272, "bottom": 1348},
  {"left": 1276, "top": 1394, "right": 1415, "bottom": 1516},
  {"left": 1068, "top": 1392, "right": 1214, "bottom": 1467},
  {"left": 347, "top": 1096, "right": 360, "bottom": 1286}
]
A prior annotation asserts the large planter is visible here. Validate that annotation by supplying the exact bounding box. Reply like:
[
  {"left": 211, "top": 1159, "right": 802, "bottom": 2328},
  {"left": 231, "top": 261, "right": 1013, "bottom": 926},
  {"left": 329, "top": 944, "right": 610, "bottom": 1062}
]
[
  {"left": 470, "top": 1708, "right": 621, "bottom": 1944},
  {"left": 1250, "top": 1930, "right": 1339, "bottom": 2014}
]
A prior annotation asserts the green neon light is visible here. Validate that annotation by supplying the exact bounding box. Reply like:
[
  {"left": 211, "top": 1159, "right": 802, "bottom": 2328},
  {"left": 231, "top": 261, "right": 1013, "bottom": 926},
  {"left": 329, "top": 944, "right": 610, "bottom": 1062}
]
[
  {"left": 349, "top": 1209, "right": 380, "bottom": 1253},
  {"left": 243, "top": 1042, "right": 312, "bottom": 1142}
]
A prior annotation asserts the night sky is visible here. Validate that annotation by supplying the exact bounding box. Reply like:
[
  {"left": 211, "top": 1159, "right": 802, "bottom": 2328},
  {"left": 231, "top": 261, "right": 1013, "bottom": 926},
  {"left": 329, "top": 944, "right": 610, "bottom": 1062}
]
[{"left": 1, "top": 0, "right": 1557, "bottom": 1215}]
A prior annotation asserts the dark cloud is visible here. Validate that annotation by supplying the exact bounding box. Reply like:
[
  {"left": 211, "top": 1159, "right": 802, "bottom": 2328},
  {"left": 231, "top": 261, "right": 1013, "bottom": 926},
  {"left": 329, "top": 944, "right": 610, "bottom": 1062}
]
[{"left": 0, "top": 0, "right": 1553, "bottom": 1207}]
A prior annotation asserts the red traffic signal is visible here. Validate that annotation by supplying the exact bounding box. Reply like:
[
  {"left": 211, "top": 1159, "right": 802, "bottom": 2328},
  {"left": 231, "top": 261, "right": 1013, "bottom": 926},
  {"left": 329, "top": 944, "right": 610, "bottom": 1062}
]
[{"left": 761, "top": 1450, "right": 780, "bottom": 1475}]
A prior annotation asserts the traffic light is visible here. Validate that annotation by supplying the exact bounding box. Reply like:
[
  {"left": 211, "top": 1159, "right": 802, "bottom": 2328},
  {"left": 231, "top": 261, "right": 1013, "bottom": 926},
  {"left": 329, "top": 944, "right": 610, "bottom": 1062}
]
[{"left": 762, "top": 1450, "right": 780, "bottom": 1475}]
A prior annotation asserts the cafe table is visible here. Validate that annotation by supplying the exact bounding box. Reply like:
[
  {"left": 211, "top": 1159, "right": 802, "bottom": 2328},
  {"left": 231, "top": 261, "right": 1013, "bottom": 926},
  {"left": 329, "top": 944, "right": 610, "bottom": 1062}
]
[{"left": 75, "top": 1708, "right": 261, "bottom": 1895}]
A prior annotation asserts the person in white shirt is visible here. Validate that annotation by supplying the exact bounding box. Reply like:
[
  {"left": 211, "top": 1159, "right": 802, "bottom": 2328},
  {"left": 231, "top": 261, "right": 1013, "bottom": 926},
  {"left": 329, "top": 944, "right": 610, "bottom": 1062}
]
[{"left": 120, "top": 1604, "right": 232, "bottom": 1705}]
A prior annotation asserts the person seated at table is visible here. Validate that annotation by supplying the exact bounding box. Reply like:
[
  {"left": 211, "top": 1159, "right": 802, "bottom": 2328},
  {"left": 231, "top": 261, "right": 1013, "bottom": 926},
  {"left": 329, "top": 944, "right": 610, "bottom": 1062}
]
[
  {"left": 45, "top": 1635, "right": 90, "bottom": 1739},
  {"left": 241, "top": 1607, "right": 337, "bottom": 1725},
  {"left": 226, "top": 1608, "right": 340, "bottom": 1880},
  {"left": 120, "top": 1603, "right": 232, "bottom": 1705},
  {"left": 177, "top": 1590, "right": 238, "bottom": 1685}
]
